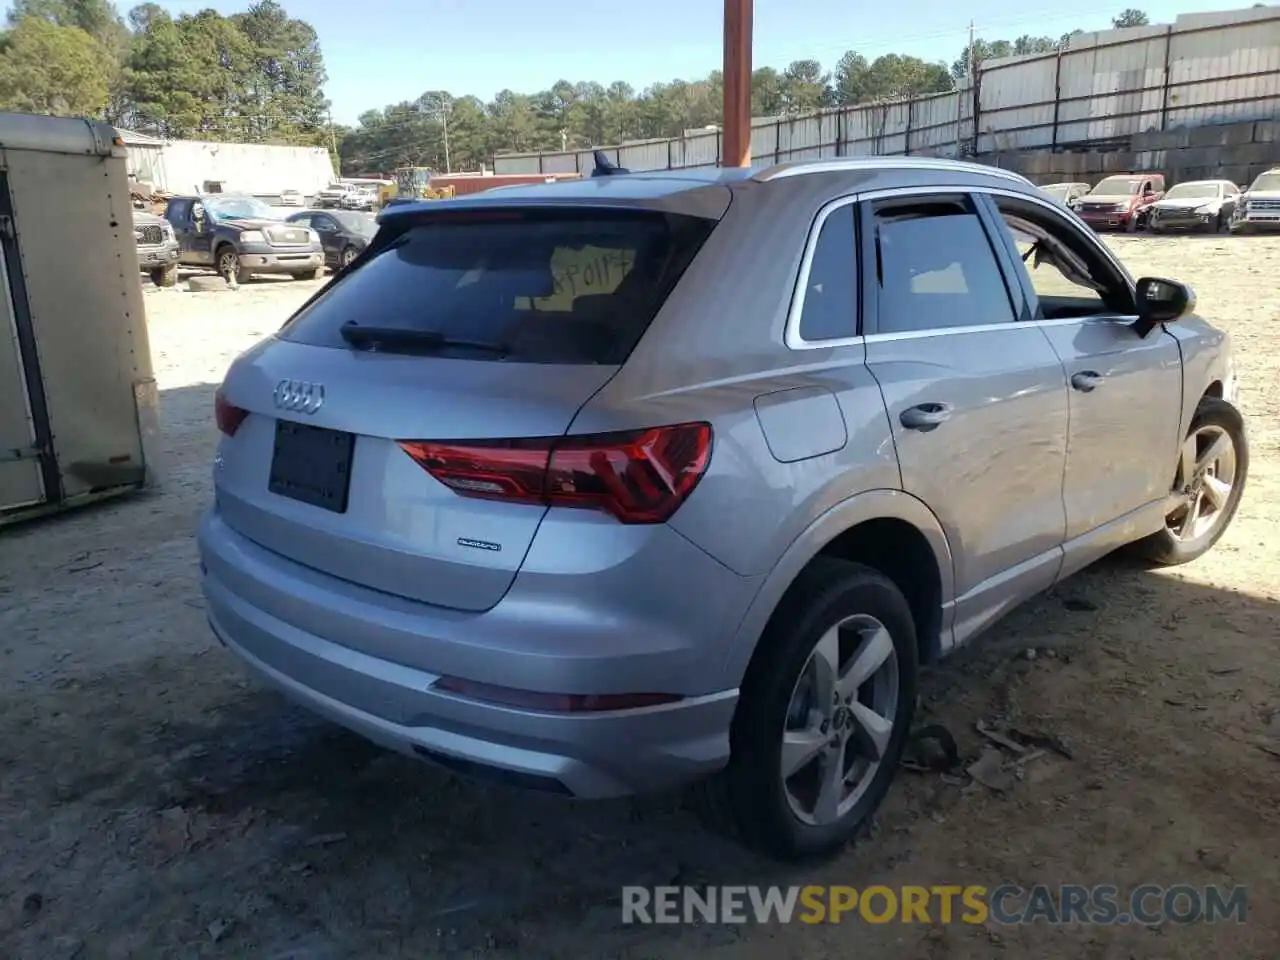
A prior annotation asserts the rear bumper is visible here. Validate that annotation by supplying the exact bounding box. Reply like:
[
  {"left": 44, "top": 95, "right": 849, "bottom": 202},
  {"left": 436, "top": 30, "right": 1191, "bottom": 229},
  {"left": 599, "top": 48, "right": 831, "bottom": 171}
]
[{"left": 197, "top": 508, "right": 744, "bottom": 798}]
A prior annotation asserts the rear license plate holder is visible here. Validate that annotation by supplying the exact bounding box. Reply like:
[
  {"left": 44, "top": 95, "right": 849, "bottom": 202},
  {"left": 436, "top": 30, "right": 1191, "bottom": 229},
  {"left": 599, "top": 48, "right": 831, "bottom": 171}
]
[{"left": 268, "top": 419, "right": 355, "bottom": 513}]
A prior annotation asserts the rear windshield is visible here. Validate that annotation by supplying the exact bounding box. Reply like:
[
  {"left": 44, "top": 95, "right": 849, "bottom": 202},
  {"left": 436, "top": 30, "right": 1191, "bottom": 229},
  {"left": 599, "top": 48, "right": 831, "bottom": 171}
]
[{"left": 279, "top": 208, "right": 716, "bottom": 364}]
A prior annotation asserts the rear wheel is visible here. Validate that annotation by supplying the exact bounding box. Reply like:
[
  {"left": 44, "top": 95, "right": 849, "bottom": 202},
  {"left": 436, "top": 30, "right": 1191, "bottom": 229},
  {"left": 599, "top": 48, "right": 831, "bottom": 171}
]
[
  {"left": 217, "top": 246, "right": 250, "bottom": 284},
  {"left": 1132, "top": 397, "right": 1248, "bottom": 565},
  {"left": 692, "top": 558, "right": 917, "bottom": 860}
]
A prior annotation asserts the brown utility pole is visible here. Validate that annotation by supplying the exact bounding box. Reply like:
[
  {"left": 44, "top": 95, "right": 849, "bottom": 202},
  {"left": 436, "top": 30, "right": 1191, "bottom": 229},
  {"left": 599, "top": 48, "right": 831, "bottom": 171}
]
[{"left": 722, "top": 0, "right": 753, "bottom": 167}]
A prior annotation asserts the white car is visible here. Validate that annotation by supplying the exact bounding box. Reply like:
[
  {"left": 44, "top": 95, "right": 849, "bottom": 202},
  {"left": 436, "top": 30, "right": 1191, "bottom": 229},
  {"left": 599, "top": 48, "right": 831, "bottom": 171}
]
[
  {"left": 315, "top": 182, "right": 359, "bottom": 209},
  {"left": 340, "top": 188, "right": 377, "bottom": 211},
  {"left": 279, "top": 189, "right": 304, "bottom": 207}
]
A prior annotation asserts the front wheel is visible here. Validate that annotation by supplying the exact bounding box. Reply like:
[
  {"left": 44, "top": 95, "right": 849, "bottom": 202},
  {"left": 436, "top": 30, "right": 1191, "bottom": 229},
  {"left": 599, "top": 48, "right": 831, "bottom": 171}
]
[
  {"left": 691, "top": 558, "right": 918, "bottom": 860},
  {"left": 217, "top": 247, "right": 250, "bottom": 284},
  {"left": 339, "top": 245, "right": 358, "bottom": 269},
  {"left": 1132, "top": 397, "right": 1248, "bottom": 565},
  {"left": 291, "top": 267, "right": 325, "bottom": 281},
  {"left": 149, "top": 264, "right": 178, "bottom": 287},
  {"left": 1126, "top": 214, "right": 1140, "bottom": 233}
]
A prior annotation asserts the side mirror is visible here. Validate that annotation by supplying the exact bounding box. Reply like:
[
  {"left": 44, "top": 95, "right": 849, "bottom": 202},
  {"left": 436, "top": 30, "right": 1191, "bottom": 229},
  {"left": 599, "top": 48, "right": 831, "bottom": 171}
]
[{"left": 1134, "top": 276, "right": 1195, "bottom": 335}]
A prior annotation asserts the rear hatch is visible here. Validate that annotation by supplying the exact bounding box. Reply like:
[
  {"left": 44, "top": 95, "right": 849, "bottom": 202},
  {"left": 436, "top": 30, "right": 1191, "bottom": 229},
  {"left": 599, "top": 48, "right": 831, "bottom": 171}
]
[{"left": 213, "top": 205, "right": 717, "bottom": 611}]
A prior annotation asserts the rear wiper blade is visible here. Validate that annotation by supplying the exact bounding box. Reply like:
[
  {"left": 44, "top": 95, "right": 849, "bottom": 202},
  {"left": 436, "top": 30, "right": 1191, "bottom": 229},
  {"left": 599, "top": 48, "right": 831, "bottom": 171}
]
[{"left": 339, "top": 320, "right": 510, "bottom": 356}]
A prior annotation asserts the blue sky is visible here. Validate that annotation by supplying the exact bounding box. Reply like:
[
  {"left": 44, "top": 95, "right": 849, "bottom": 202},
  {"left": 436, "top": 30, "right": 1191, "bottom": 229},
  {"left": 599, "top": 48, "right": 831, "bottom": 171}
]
[{"left": 160, "top": 0, "right": 1248, "bottom": 124}]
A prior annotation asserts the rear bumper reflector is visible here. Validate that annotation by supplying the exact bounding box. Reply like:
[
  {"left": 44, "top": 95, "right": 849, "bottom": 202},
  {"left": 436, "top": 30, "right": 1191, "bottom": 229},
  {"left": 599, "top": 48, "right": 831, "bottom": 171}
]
[{"left": 431, "top": 676, "right": 683, "bottom": 713}]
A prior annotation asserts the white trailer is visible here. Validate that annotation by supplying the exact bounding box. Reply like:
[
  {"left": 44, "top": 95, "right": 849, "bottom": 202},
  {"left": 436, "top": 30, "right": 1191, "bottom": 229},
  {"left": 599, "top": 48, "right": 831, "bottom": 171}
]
[{"left": 0, "top": 113, "right": 159, "bottom": 526}]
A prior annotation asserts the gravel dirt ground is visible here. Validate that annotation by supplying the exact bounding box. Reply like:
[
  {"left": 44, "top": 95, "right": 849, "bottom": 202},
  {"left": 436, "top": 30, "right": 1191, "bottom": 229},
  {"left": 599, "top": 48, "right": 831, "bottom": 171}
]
[{"left": 2, "top": 238, "right": 1278, "bottom": 960}]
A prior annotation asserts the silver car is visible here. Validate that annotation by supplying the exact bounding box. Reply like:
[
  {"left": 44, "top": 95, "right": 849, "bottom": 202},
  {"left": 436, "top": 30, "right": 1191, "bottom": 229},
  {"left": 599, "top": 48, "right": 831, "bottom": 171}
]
[
  {"left": 1147, "top": 179, "right": 1239, "bottom": 233},
  {"left": 200, "top": 158, "right": 1247, "bottom": 860}
]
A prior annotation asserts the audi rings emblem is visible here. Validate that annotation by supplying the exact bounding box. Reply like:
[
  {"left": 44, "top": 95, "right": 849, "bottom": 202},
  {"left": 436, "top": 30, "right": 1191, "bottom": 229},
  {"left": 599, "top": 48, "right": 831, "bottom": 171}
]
[{"left": 273, "top": 379, "right": 325, "bottom": 414}]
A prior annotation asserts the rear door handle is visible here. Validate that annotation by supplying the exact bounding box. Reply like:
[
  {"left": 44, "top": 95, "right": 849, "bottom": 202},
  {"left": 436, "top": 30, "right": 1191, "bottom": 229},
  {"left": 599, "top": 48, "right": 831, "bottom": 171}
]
[
  {"left": 899, "top": 403, "right": 952, "bottom": 431},
  {"left": 1071, "top": 371, "right": 1104, "bottom": 392}
]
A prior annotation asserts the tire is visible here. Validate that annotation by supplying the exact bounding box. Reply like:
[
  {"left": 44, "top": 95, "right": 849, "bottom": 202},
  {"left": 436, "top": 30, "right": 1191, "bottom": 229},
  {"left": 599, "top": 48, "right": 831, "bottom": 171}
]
[
  {"left": 339, "top": 245, "right": 358, "bottom": 269},
  {"left": 691, "top": 557, "right": 918, "bottom": 861},
  {"left": 216, "top": 245, "right": 250, "bottom": 284},
  {"left": 1214, "top": 212, "right": 1225, "bottom": 234},
  {"left": 1125, "top": 214, "right": 1140, "bottom": 233},
  {"left": 1131, "top": 397, "right": 1248, "bottom": 566},
  {"left": 291, "top": 267, "right": 325, "bottom": 281},
  {"left": 150, "top": 264, "right": 178, "bottom": 287},
  {"left": 1148, "top": 223, "right": 1162, "bottom": 235}
]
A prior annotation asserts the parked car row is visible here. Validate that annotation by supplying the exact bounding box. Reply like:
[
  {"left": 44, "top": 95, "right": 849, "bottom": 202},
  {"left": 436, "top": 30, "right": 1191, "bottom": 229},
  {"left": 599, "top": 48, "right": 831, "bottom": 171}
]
[
  {"left": 131, "top": 193, "right": 379, "bottom": 286},
  {"left": 1040, "top": 166, "right": 1280, "bottom": 235}
]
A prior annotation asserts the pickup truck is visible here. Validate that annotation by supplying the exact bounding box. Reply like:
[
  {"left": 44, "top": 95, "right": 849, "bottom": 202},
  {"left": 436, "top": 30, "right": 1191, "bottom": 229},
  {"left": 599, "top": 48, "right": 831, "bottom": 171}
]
[
  {"left": 163, "top": 194, "right": 325, "bottom": 284},
  {"left": 133, "top": 210, "right": 180, "bottom": 286},
  {"left": 314, "top": 182, "right": 358, "bottom": 209},
  {"left": 1230, "top": 167, "right": 1280, "bottom": 233}
]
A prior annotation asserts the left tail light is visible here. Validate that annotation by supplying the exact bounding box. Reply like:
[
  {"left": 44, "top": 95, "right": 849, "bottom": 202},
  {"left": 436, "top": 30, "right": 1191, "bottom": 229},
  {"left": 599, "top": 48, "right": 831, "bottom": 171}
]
[
  {"left": 397, "top": 422, "right": 713, "bottom": 525},
  {"left": 214, "top": 390, "right": 248, "bottom": 437}
]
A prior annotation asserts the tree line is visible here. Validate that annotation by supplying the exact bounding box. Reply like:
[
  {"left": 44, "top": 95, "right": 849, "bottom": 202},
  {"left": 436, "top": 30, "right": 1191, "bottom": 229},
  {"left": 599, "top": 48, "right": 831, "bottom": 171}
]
[
  {"left": 0, "top": 0, "right": 328, "bottom": 145},
  {"left": 0, "top": 1, "right": 1152, "bottom": 175}
]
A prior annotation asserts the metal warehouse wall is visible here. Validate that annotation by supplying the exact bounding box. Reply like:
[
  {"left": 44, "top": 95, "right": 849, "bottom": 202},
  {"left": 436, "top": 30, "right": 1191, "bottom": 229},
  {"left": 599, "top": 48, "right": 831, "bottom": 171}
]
[
  {"left": 493, "top": 5, "right": 1280, "bottom": 174},
  {"left": 126, "top": 139, "right": 336, "bottom": 196}
]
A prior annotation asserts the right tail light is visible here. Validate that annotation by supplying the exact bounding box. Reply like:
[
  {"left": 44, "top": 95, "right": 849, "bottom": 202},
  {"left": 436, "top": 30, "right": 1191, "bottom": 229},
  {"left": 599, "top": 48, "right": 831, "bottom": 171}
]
[{"left": 397, "top": 422, "right": 713, "bottom": 524}]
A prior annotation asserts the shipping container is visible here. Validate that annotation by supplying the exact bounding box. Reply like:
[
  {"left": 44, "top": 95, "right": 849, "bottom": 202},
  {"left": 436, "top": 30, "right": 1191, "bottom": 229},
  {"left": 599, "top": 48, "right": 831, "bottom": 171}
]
[
  {"left": 427, "top": 171, "right": 581, "bottom": 196},
  {"left": 0, "top": 113, "right": 159, "bottom": 526}
]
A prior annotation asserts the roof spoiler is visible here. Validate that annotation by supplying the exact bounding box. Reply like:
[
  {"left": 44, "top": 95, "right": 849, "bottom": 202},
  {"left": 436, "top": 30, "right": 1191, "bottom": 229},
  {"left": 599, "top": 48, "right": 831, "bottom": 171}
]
[{"left": 590, "top": 149, "right": 630, "bottom": 178}]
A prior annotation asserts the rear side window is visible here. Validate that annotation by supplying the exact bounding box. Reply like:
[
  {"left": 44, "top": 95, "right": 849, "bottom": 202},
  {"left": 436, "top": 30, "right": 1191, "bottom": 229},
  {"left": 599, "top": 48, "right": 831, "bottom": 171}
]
[
  {"left": 280, "top": 209, "right": 716, "bottom": 364},
  {"left": 796, "top": 204, "right": 858, "bottom": 342},
  {"left": 872, "top": 196, "right": 1016, "bottom": 334}
]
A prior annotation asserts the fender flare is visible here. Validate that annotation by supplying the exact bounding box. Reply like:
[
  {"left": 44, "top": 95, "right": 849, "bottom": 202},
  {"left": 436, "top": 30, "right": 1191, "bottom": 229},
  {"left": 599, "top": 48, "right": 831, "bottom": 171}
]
[{"left": 719, "top": 488, "right": 955, "bottom": 686}]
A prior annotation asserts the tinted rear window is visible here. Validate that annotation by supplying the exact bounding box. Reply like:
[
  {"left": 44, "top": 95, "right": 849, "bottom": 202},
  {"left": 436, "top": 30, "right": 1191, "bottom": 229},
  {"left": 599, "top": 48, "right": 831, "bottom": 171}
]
[{"left": 279, "top": 209, "right": 716, "bottom": 364}]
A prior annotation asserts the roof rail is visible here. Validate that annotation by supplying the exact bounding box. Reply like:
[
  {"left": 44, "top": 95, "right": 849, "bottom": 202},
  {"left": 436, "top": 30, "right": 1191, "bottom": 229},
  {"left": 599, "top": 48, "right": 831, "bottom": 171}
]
[{"left": 754, "top": 156, "right": 1032, "bottom": 186}]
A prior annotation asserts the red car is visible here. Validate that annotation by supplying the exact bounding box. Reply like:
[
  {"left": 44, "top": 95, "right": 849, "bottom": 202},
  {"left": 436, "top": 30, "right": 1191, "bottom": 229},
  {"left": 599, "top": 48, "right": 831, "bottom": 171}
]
[{"left": 1074, "top": 173, "right": 1166, "bottom": 232}]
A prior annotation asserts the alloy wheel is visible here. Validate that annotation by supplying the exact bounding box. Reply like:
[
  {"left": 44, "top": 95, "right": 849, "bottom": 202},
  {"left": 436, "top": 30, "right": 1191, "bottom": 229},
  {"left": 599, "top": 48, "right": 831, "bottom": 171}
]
[
  {"left": 219, "top": 251, "right": 238, "bottom": 279},
  {"left": 781, "top": 614, "right": 899, "bottom": 826},
  {"left": 1166, "top": 423, "right": 1238, "bottom": 543}
]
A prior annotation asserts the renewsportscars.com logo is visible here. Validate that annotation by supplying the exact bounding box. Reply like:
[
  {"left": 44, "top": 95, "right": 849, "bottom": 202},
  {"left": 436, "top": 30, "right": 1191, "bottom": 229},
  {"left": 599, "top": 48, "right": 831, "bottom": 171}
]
[{"left": 621, "top": 884, "right": 1249, "bottom": 926}]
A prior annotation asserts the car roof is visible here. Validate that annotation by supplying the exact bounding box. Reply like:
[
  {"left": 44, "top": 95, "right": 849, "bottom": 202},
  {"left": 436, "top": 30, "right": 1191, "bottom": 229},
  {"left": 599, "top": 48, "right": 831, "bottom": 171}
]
[{"left": 377, "top": 157, "right": 1043, "bottom": 227}]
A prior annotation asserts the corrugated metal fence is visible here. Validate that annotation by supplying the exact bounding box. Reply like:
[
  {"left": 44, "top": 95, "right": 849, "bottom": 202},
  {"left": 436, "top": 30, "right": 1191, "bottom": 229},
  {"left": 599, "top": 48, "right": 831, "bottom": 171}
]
[{"left": 494, "top": 6, "right": 1280, "bottom": 174}]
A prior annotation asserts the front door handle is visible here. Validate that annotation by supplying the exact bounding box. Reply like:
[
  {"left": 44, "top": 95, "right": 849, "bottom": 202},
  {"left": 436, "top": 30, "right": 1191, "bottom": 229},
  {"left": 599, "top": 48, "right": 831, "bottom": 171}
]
[
  {"left": 1071, "top": 371, "right": 1104, "bottom": 392},
  {"left": 899, "top": 402, "right": 952, "bottom": 431}
]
